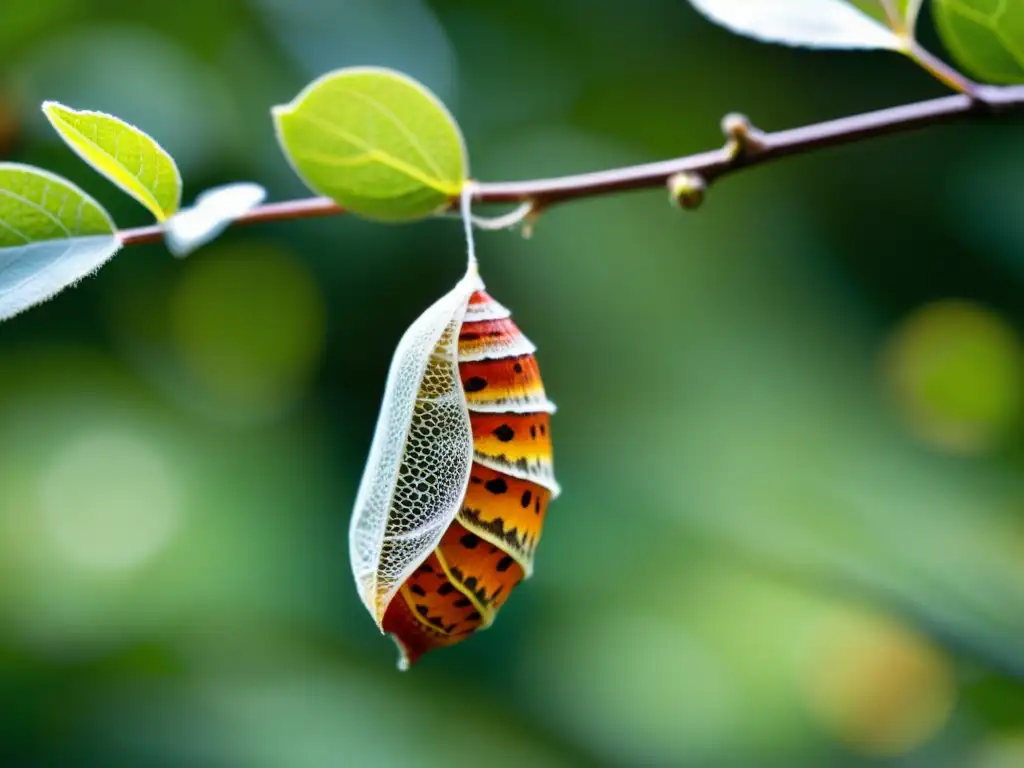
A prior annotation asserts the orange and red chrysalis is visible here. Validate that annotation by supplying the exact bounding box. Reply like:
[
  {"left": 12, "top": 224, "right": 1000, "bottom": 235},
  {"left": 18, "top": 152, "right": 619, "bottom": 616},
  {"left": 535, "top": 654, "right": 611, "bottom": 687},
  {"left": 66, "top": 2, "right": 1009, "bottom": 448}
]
[
  {"left": 379, "top": 287, "right": 557, "bottom": 665},
  {"left": 348, "top": 232, "right": 558, "bottom": 669}
]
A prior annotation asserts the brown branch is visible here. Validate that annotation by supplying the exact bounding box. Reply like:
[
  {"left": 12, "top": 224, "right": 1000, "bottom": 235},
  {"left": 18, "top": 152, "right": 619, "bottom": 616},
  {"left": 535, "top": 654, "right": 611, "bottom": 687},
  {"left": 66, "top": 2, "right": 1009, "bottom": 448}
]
[{"left": 118, "top": 85, "right": 1024, "bottom": 248}]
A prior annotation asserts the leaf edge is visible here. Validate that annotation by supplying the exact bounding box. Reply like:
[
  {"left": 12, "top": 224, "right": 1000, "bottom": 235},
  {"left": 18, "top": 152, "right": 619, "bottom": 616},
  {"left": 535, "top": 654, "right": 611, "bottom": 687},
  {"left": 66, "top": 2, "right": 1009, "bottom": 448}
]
[
  {"left": 270, "top": 65, "right": 469, "bottom": 223},
  {"left": 41, "top": 100, "right": 183, "bottom": 222}
]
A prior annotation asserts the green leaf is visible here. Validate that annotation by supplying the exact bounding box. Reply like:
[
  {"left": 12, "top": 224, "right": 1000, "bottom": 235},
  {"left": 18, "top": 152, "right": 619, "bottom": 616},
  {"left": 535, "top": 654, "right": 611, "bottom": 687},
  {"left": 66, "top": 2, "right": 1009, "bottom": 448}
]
[
  {"left": 933, "top": 0, "right": 1024, "bottom": 84},
  {"left": 0, "top": 163, "right": 121, "bottom": 321},
  {"left": 272, "top": 66, "right": 467, "bottom": 222},
  {"left": 688, "top": 0, "right": 905, "bottom": 50},
  {"left": 901, "top": 0, "right": 925, "bottom": 33},
  {"left": 850, "top": 1, "right": 924, "bottom": 36},
  {"left": 42, "top": 101, "right": 182, "bottom": 221}
]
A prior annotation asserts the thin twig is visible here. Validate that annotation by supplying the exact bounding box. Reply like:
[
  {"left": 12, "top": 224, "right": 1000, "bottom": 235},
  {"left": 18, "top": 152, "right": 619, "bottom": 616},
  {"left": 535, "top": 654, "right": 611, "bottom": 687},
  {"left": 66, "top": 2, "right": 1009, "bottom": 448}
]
[{"left": 117, "top": 85, "right": 1024, "bottom": 248}]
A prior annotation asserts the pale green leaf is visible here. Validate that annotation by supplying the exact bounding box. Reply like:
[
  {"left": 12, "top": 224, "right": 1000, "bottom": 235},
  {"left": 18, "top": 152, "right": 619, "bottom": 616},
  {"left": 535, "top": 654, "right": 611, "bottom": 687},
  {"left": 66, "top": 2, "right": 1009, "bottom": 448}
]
[
  {"left": 688, "top": 0, "right": 904, "bottom": 50},
  {"left": 0, "top": 163, "right": 121, "bottom": 321},
  {"left": 904, "top": 0, "right": 925, "bottom": 32},
  {"left": 42, "top": 100, "right": 182, "bottom": 221},
  {"left": 933, "top": 0, "right": 1024, "bottom": 83},
  {"left": 165, "top": 182, "right": 266, "bottom": 258},
  {"left": 849, "top": 1, "right": 925, "bottom": 36},
  {"left": 272, "top": 66, "right": 467, "bottom": 222}
]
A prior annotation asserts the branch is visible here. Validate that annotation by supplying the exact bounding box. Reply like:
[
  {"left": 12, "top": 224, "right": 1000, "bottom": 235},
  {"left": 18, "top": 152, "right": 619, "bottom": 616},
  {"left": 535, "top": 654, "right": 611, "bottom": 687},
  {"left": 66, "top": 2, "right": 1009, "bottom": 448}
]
[{"left": 118, "top": 85, "right": 1024, "bottom": 248}]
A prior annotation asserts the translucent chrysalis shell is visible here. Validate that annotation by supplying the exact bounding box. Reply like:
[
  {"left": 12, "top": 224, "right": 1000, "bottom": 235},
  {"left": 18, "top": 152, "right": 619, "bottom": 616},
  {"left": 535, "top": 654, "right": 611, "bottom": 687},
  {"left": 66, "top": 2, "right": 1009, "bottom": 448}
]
[{"left": 349, "top": 261, "right": 559, "bottom": 669}]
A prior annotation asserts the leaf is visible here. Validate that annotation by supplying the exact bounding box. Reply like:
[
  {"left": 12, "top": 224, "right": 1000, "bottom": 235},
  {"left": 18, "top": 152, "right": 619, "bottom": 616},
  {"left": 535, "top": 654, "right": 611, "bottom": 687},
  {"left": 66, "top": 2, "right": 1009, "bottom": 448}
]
[
  {"left": 0, "top": 163, "right": 121, "bottom": 322},
  {"left": 688, "top": 0, "right": 905, "bottom": 50},
  {"left": 349, "top": 261, "right": 481, "bottom": 624},
  {"left": 848, "top": 1, "right": 925, "bottom": 35},
  {"left": 901, "top": 0, "right": 925, "bottom": 33},
  {"left": 42, "top": 101, "right": 182, "bottom": 221},
  {"left": 164, "top": 182, "right": 266, "bottom": 258},
  {"left": 852, "top": 0, "right": 927, "bottom": 36},
  {"left": 273, "top": 66, "right": 468, "bottom": 222},
  {"left": 933, "top": 0, "right": 1024, "bottom": 84}
]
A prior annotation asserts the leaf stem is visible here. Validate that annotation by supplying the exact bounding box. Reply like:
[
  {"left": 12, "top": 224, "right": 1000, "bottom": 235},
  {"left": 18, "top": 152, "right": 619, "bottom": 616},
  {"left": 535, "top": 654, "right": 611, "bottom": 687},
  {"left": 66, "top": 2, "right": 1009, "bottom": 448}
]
[
  {"left": 117, "top": 84, "right": 1024, "bottom": 247},
  {"left": 878, "top": 0, "right": 905, "bottom": 35},
  {"left": 906, "top": 40, "right": 982, "bottom": 98}
]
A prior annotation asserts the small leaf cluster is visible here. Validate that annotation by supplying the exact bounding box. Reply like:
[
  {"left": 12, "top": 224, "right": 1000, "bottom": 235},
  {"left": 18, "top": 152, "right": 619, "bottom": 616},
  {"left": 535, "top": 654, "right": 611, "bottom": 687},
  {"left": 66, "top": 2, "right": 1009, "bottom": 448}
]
[
  {"left": 0, "top": 68, "right": 464, "bottom": 323},
  {"left": 1, "top": 1, "right": 1021, "bottom": 323}
]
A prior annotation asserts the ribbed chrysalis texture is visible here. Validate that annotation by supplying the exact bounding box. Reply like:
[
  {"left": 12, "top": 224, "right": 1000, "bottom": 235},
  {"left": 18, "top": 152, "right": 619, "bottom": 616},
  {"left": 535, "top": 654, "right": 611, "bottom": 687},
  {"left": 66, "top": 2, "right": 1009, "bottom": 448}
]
[{"left": 350, "top": 196, "right": 558, "bottom": 670}]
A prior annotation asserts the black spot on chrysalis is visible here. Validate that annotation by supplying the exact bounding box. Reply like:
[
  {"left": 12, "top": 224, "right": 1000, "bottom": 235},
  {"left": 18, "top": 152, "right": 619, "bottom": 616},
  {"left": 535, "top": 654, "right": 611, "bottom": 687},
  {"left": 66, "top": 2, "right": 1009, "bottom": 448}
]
[
  {"left": 485, "top": 478, "right": 508, "bottom": 494},
  {"left": 493, "top": 424, "right": 515, "bottom": 442}
]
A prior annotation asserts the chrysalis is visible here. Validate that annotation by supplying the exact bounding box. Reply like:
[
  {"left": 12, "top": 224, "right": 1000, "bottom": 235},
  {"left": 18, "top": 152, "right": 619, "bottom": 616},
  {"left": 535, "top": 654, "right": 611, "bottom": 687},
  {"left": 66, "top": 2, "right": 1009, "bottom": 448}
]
[{"left": 349, "top": 188, "right": 558, "bottom": 669}]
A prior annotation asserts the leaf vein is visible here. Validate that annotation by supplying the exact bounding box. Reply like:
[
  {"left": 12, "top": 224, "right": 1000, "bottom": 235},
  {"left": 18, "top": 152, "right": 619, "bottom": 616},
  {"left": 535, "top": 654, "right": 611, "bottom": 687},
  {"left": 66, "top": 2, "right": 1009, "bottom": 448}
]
[
  {"left": 286, "top": 115, "right": 460, "bottom": 194},
  {"left": 55, "top": 115, "right": 164, "bottom": 216},
  {"left": 336, "top": 86, "right": 448, "bottom": 180},
  {"left": 0, "top": 188, "right": 73, "bottom": 238},
  {"left": 0, "top": 217, "right": 33, "bottom": 244},
  {"left": 0, "top": 240, "right": 84, "bottom": 300}
]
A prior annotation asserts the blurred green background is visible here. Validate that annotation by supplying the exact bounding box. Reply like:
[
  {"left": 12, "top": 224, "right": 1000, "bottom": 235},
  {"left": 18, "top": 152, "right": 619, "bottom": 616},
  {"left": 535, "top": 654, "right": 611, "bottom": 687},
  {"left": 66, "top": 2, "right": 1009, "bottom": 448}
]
[{"left": 1, "top": 1, "right": 1023, "bottom": 765}]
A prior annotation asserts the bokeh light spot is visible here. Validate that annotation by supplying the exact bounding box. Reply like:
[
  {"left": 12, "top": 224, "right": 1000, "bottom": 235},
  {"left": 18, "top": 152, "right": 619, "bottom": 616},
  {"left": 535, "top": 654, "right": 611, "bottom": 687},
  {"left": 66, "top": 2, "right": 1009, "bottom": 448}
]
[
  {"left": 38, "top": 427, "right": 181, "bottom": 572},
  {"left": 971, "top": 733, "right": 1024, "bottom": 768},
  {"left": 168, "top": 242, "right": 326, "bottom": 423},
  {"left": 801, "top": 608, "right": 956, "bottom": 757},
  {"left": 526, "top": 610, "right": 742, "bottom": 764},
  {"left": 883, "top": 299, "right": 1024, "bottom": 454}
]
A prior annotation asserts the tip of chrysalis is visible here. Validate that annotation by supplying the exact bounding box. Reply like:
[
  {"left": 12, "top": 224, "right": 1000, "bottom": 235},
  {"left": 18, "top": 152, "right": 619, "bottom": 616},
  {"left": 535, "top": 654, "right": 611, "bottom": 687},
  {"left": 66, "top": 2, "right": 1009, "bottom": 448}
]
[{"left": 390, "top": 634, "right": 413, "bottom": 671}]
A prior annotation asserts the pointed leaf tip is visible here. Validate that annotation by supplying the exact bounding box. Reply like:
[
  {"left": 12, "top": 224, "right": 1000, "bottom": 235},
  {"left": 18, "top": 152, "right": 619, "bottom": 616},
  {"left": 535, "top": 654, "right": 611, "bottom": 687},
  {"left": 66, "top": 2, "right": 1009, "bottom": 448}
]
[{"left": 42, "top": 101, "right": 182, "bottom": 221}]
